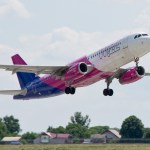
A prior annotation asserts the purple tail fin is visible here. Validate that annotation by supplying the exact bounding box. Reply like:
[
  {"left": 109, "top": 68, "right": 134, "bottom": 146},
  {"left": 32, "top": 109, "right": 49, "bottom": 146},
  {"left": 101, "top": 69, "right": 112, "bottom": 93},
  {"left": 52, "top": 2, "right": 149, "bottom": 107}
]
[{"left": 12, "top": 54, "right": 39, "bottom": 89}]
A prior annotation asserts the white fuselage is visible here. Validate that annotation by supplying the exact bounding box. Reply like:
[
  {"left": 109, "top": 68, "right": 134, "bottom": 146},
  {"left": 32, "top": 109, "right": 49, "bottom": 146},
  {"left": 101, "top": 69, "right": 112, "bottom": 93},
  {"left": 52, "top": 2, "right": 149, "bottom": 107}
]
[{"left": 87, "top": 33, "right": 150, "bottom": 73}]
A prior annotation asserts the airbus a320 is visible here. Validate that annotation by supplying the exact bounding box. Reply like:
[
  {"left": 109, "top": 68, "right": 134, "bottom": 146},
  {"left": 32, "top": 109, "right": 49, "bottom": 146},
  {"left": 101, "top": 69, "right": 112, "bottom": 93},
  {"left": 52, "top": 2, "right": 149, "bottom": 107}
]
[{"left": 0, "top": 33, "right": 150, "bottom": 100}]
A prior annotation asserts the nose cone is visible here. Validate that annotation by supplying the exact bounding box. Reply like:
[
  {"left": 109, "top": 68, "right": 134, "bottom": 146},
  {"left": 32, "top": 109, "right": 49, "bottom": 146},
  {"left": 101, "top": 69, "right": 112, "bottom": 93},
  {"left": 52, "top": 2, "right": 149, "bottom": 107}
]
[
  {"left": 144, "top": 36, "right": 150, "bottom": 46},
  {"left": 129, "top": 35, "right": 150, "bottom": 57},
  {"left": 142, "top": 36, "right": 150, "bottom": 53}
]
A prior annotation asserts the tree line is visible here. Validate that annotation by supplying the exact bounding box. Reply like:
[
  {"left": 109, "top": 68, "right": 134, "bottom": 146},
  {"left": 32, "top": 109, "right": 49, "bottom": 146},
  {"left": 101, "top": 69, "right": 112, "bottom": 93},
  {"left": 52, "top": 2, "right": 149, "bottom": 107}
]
[{"left": 0, "top": 112, "right": 150, "bottom": 144}]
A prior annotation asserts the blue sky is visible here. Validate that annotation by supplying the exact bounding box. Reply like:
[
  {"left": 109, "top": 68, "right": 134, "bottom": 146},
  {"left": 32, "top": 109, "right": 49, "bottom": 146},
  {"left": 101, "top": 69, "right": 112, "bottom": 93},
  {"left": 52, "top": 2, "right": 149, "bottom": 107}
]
[{"left": 1, "top": 0, "right": 150, "bottom": 133}]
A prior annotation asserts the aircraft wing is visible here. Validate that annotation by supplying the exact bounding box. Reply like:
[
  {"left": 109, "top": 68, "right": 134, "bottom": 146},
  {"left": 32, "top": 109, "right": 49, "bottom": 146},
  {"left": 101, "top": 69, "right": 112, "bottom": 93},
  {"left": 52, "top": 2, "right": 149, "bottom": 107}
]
[
  {"left": 0, "top": 65, "right": 68, "bottom": 76},
  {"left": 106, "top": 68, "right": 127, "bottom": 82},
  {"left": 145, "top": 73, "right": 150, "bottom": 76},
  {"left": 107, "top": 68, "right": 150, "bottom": 83},
  {"left": 0, "top": 89, "right": 27, "bottom": 96}
]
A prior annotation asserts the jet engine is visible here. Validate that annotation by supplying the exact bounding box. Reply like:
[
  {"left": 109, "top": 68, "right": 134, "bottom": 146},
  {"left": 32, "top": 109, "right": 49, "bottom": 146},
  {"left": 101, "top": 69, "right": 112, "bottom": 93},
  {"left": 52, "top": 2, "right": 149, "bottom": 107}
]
[
  {"left": 119, "top": 66, "right": 145, "bottom": 85},
  {"left": 64, "top": 62, "right": 92, "bottom": 81}
]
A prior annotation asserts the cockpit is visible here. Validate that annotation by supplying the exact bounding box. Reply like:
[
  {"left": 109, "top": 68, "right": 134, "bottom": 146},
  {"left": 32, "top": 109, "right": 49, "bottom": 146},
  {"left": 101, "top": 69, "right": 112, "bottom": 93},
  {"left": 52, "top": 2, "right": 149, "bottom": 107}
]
[{"left": 134, "top": 34, "right": 148, "bottom": 39}]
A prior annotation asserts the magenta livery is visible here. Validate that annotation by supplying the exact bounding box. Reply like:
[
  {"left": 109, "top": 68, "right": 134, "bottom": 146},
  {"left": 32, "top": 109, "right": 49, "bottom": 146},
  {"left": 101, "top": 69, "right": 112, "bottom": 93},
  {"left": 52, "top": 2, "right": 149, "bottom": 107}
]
[{"left": 0, "top": 33, "right": 150, "bottom": 100}]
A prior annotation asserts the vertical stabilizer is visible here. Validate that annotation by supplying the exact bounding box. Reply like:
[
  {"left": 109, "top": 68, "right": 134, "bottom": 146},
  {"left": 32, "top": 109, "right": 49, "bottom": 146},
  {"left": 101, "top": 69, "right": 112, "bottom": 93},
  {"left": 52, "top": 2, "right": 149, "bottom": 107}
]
[{"left": 12, "top": 54, "right": 39, "bottom": 89}]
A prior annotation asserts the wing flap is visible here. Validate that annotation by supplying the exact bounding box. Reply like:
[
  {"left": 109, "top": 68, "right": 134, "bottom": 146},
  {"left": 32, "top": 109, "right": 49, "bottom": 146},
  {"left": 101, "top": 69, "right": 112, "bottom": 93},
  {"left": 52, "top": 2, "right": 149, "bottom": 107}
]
[
  {"left": 0, "top": 89, "right": 27, "bottom": 96},
  {"left": 0, "top": 65, "right": 68, "bottom": 76}
]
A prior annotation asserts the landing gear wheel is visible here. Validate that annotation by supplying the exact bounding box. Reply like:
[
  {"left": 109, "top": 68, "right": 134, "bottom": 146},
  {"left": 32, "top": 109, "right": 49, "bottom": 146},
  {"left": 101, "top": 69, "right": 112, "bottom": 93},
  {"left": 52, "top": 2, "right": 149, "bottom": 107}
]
[
  {"left": 65, "top": 87, "right": 76, "bottom": 95},
  {"left": 134, "top": 57, "right": 139, "bottom": 62},
  {"left": 70, "top": 87, "right": 76, "bottom": 95},
  {"left": 65, "top": 87, "right": 71, "bottom": 94},
  {"left": 103, "top": 89, "right": 114, "bottom": 96},
  {"left": 103, "top": 89, "right": 108, "bottom": 96},
  {"left": 109, "top": 89, "right": 113, "bottom": 96}
]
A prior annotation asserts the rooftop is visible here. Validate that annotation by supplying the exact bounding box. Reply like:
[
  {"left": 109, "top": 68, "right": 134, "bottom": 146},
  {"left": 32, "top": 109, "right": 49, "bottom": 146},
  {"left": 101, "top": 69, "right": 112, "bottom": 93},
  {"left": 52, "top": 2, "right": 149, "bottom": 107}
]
[{"left": 1, "top": 137, "right": 21, "bottom": 142}]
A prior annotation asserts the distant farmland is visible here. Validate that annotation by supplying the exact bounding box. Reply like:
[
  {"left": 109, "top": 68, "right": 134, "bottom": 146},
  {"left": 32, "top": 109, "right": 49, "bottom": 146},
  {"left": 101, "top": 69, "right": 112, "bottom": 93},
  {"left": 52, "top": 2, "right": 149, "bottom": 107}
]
[{"left": 1, "top": 144, "right": 150, "bottom": 150}]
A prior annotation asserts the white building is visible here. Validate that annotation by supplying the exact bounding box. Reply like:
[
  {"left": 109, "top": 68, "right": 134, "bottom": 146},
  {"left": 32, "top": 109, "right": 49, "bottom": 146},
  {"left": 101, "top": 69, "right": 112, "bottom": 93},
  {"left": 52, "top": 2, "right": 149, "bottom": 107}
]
[{"left": 1, "top": 137, "right": 21, "bottom": 144}]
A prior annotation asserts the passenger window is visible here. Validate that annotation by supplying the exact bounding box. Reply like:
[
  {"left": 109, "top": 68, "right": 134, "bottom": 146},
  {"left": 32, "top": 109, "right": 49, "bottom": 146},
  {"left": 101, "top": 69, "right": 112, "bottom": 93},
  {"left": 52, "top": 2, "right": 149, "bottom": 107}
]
[{"left": 138, "top": 34, "right": 141, "bottom": 38}]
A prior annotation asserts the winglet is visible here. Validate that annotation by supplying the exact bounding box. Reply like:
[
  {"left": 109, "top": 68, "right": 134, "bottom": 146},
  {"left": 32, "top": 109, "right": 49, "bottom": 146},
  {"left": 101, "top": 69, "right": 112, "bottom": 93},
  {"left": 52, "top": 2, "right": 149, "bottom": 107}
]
[{"left": 12, "top": 54, "right": 27, "bottom": 65}]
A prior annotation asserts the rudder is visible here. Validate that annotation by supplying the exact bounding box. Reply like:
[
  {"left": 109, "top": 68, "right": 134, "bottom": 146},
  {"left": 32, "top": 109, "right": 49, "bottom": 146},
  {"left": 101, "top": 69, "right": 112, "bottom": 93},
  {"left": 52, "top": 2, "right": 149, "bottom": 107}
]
[{"left": 12, "top": 54, "right": 39, "bottom": 89}]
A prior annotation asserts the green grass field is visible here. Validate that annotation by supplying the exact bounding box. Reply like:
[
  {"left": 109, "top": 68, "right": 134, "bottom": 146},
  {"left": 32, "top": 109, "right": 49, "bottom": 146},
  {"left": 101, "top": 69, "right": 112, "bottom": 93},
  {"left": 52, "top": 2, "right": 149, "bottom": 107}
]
[{"left": 1, "top": 144, "right": 150, "bottom": 150}]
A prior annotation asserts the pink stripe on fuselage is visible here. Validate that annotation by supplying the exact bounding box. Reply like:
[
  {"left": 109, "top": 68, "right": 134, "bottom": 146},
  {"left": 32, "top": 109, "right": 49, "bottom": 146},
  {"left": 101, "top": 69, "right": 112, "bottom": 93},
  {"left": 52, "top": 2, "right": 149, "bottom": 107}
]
[{"left": 40, "top": 56, "right": 113, "bottom": 90}]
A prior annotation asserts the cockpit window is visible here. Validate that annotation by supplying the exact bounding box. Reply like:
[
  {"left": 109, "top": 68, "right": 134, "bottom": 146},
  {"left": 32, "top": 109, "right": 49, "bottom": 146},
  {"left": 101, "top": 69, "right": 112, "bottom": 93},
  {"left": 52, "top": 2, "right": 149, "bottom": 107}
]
[
  {"left": 134, "top": 34, "right": 148, "bottom": 39},
  {"left": 142, "top": 34, "right": 148, "bottom": 36},
  {"left": 134, "top": 35, "right": 138, "bottom": 39}
]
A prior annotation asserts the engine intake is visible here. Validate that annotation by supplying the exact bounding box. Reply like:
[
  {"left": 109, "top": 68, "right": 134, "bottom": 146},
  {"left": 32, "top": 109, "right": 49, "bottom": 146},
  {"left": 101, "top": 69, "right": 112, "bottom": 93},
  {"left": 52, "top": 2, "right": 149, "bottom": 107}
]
[
  {"left": 119, "top": 66, "right": 145, "bottom": 85},
  {"left": 64, "top": 62, "right": 92, "bottom": 81},
  {"left": 136, "top": 66, "right": 145, "bottom": 76},
  {"left": 79, "top": 62, "right": 88, "bottom": 73}
]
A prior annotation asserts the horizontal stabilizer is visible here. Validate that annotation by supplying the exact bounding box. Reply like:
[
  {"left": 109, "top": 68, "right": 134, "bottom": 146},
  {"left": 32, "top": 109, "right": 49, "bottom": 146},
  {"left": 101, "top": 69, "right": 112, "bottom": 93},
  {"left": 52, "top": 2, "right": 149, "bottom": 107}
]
[{"left": 0, "top": 89, "right": 27, "bottom": 96}]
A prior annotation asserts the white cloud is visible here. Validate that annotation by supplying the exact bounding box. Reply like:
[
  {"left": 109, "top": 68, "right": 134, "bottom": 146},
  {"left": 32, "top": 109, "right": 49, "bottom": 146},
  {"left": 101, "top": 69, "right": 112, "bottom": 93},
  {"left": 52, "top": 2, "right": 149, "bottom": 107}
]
[
  {"left": 18, "top": 27, "right": 131, "bottom": 65},
  {"left": 0, "top": 0, "right": 30, "bottom": 18},
  {"left": 0, "top": 4, "right": 10, "bottom": 16},
  {"left": 134, "top": 7, "right": 150, "bottom": 29},
  {"left": 0, "top": 44, "right": 15, "bottom": 63},
  {"left": 18, "top": 27, "right": 149, "bottom": 66},
  {"left": 2, "top": 27, "right": 150, "bottom": 132},
  {"left": 107, "top": 0, "right": 145, "bottom": 4}
]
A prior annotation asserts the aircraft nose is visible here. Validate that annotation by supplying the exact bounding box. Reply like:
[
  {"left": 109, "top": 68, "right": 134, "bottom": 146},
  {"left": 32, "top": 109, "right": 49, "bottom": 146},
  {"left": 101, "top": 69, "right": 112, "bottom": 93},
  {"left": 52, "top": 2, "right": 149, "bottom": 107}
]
[
  {"left": 146, "top": 36, "right": 150, "bottom": 44},
  {"left": 142, "top": 37, "right": 150, "bottom": 48}
]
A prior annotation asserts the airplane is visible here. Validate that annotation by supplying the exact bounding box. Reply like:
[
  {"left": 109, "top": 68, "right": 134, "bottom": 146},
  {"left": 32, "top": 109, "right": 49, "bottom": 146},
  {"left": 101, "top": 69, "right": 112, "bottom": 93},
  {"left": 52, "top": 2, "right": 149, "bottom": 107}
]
[{"left": 0, "top": 33, "right": 150, "bottom": 100}]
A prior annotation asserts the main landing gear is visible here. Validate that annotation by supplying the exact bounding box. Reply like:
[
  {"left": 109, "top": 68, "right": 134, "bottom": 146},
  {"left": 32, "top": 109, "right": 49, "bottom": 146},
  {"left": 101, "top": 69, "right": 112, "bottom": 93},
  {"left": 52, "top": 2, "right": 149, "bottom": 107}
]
[
  {"left": 65, "top": 87, "right": 76, "bottom": 95},
  {"left": 102, "top": 57, "right": 140, "bottom": 96},
  {"left": 103, "top": 80, "right": 113, "bottom": 96}
]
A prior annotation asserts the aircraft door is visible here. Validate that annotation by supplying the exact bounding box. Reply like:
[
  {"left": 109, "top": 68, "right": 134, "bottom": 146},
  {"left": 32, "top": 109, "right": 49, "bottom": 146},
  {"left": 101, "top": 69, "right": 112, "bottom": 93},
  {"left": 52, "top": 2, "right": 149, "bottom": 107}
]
[{"left": 122, "top": 37, "right": 128, "bottom": 50}]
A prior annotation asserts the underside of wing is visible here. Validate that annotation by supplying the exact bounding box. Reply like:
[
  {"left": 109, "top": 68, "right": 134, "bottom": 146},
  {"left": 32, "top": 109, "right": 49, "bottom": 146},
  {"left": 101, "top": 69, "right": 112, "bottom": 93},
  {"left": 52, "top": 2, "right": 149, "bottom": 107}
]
[
  {"left": 106, "top": 68, "right": 127, "bottom": 82},
  {"left": 0, "top": 65, "right": 68, "bottom": 76},
  {"left": 0, "top": 89, "right": 27, "bottom": 96}
]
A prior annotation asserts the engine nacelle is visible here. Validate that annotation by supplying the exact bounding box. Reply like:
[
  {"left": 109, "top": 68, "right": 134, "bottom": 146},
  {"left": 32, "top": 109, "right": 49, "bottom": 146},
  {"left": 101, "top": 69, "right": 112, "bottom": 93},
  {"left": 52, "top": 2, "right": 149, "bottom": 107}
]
[
  {"left": 64, "top": 62, "right": 92, "bottom": 81},
  {"left": 119, "top": 66, "right": 145, "bottom": 85}
]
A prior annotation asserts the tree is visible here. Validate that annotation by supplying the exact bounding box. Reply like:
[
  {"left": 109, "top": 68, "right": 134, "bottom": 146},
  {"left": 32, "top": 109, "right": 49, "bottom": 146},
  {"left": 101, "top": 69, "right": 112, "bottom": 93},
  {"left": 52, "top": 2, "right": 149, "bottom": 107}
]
[
  {"left": 0, "top": 118, "right": 7, "bottom": 139},
  {"left": 3, "top": 115, "right": 21, "bottom": 135},
  {"left": 66, "top": 112, "right": 91, "bottom": 138},
  {"left": 144, "top": 128, "right": 150, "bottom": 138},
  {"left": 47, "top": 126, "right": 66, "bottom": 133},
  {"left": 47, "top": 126, "right": 53, "bottom": 132},
  {"left": 70, "top": 112, "right": 91, "bottom": 128},
  {"left": 21, "top": 132, "right": 39, "bottom": 144},
  {"left": 120, "top": 115, "right": 144, "bottom": 138},
  {"left": 88, "top": 126, "right": 109, "bottom": 135},
  {"left": 66, "top": 123, "right": 90, "bottom": 138}
]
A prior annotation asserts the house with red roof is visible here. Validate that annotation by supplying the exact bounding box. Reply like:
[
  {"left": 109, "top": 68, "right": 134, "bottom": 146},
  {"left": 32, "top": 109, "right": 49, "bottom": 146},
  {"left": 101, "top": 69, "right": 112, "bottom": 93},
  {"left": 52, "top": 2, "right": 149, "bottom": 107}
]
[{"left": 34, "top": 132, "right": 72, "bottom": 144}]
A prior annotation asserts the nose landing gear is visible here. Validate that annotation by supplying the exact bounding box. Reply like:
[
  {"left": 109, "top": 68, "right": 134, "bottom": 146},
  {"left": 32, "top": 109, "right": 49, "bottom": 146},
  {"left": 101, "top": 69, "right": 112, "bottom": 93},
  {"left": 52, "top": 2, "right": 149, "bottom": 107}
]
[{"left": 134, "top": 57, "right": 139, "bottom": 68}]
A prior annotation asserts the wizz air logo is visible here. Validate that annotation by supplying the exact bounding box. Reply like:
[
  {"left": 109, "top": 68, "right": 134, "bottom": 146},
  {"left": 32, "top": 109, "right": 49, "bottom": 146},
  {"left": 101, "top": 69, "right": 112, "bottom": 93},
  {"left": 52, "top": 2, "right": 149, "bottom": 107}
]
[{"left": 99, "top": 42, "right": 121, "bottom": 59}]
